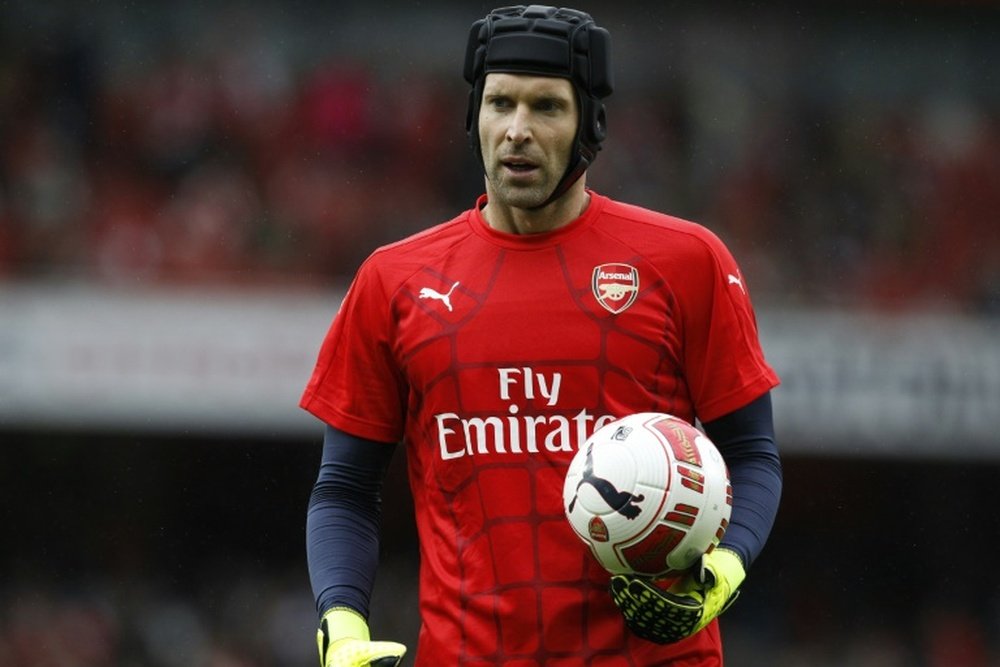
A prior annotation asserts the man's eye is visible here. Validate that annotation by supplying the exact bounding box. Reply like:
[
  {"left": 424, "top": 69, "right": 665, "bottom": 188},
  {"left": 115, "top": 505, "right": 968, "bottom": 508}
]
[{"left": 536, "top": 99, "right": 566, "bottom": 113}]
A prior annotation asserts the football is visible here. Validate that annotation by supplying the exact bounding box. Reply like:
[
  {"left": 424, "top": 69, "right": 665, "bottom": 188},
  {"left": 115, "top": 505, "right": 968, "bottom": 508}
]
[{"left": 562, "top": 412, "right": 732, "bottom": 577}]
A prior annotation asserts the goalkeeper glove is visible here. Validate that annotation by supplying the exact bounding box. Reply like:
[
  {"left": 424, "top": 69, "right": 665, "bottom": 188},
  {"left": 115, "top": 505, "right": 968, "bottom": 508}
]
[
  {"left": 317, "top": 607, "right": 407, "bottom": 667},
  {"left": 609, "top": 547, "right": 746, "bottom": 644}
]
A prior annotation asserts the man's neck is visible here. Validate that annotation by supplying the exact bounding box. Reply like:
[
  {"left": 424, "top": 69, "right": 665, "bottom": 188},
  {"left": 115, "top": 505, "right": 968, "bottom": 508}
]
[{"left": 482, "top": 182, "right": 591, "bottom": 235}]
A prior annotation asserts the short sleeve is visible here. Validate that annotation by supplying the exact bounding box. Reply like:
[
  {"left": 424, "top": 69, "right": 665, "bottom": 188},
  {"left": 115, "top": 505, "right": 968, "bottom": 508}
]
[
  {"left": 678, "top": 230, "right": 779, "bottom": 423},
  {"left": 300, "top": 258, "right": 406, "bottom": 443}
]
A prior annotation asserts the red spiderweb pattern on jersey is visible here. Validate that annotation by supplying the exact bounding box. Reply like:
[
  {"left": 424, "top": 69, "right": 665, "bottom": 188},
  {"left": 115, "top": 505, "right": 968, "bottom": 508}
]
[{"left": 410, "top": 246, "right": 689, "bottom": 666}]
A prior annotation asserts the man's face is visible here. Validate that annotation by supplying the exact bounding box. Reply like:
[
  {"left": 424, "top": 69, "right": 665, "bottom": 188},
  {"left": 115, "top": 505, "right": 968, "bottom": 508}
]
[{"left": 478, "top": 73, "right": 579, "bottom": 210}]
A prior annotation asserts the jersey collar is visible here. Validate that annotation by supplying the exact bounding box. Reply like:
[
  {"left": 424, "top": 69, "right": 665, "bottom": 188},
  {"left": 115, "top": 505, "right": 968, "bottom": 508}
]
[{"left": 468, "top": 190, "right": 607, "bottom": 248}]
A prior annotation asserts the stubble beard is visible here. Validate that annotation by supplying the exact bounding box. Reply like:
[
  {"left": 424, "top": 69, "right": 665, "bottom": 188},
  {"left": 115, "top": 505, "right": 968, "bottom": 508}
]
[{"left": 485, "top": 162, "right": 559, "bottom": 210}]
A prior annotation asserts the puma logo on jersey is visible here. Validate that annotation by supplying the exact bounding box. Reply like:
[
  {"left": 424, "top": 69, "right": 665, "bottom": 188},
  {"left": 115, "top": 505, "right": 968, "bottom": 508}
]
[
  {"left": 727, "top": 273, "right": 745, "bottom": 294},
  {"left": 419, "top": 281, "right": 460, "bottom": 312}
]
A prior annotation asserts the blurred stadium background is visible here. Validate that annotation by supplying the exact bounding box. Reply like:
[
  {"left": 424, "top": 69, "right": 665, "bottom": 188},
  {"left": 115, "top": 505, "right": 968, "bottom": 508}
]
[{"left": 1, "top": 1, "right": 999, "bottom": 665}]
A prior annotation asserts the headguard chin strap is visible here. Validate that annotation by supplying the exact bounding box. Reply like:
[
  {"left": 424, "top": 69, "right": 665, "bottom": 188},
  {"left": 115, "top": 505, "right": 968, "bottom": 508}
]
[{"left": 464, "top": 5, "right": 614, "bottom": 209}]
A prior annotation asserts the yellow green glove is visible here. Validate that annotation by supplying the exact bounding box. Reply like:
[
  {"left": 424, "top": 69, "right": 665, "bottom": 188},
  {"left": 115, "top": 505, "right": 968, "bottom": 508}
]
[
  {"left": 317, "top": 607, "right": 407, "bottom": 667},
  {"left": 609, "top": 547, "right": 746, "bottom": 644}
]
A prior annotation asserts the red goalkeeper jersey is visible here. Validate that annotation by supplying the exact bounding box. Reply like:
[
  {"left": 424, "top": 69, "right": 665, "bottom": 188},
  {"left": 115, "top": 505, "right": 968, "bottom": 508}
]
[{"left": 301, "top": 191, "right": 779, "bottom": 666}]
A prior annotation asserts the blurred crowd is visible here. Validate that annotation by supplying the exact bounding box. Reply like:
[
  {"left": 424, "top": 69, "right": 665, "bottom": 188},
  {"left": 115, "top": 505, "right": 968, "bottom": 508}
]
[
  {"left": 0, "top": 4, "right": 476, "bottom": 289},
  {"left": 0, "top": 574, "right": 318, "bottom": 667},
  {"left": 0, "top": 3, "right": 997, "bottom": 312}
]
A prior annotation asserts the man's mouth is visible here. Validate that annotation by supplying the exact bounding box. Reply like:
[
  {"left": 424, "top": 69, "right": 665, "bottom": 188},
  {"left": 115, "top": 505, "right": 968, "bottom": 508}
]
[{"left": 502, "top": 158, "right": 538, "bottom": 173}]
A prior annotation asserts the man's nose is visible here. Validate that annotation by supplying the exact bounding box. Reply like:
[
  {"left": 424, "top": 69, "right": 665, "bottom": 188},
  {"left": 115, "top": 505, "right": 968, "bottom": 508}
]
[{"left": 505, "top": 105, "right": 533, "bottom": 143}]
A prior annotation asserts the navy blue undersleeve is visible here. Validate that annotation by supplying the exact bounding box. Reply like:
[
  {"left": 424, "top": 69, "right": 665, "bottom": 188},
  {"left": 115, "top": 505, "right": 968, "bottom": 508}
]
[
  {"left": 306, "top": 425, "right": 396, "bottom": 618},
  {"left": 702, "top": 392, "right": 782, "bottom": 569}
]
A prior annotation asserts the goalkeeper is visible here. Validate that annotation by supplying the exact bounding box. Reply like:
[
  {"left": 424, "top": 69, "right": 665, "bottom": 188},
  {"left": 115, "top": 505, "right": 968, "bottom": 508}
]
[{"left": 301, "top": 4, "right": 782, "bottom": 666}]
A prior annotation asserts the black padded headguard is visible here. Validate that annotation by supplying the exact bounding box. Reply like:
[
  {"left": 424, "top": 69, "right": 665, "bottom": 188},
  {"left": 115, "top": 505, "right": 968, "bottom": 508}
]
[{"left": 464, "top": 5, "right": 614, "bottom": 207}]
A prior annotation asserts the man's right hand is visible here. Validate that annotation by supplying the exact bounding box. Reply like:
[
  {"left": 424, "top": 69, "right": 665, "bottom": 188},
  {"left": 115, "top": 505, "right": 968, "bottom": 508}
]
[{"left": 317, "top": 607, "right": 407, "bottom": 667}]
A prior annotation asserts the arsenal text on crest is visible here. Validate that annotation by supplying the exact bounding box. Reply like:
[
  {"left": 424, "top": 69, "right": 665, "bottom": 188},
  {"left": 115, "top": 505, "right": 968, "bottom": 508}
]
[{"left": 592, "top": 263, "right": 639, "bottom": 314}]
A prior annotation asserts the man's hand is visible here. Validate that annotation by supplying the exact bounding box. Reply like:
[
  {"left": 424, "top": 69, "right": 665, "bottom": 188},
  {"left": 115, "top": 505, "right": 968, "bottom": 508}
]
[
  {"left": 317, "top": 607, "right": 407, "bottom": 667},
  {"left": 609, "top": 547, "right": 746, "bottom": 644}
]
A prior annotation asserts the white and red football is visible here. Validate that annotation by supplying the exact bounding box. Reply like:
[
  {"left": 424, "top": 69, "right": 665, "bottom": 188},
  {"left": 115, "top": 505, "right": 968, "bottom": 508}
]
[{"left": 563, "top": 412, "right": 732, "bottom": 577}]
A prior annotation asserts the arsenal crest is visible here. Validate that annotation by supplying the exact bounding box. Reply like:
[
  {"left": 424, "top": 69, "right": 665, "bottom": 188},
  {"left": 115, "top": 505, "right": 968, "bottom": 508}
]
[{"left": 592, "top": 263, "right": 639, "bottom": 314}]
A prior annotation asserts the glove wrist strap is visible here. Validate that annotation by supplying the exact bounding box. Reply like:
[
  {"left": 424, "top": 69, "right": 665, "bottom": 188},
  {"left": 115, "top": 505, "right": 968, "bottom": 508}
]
[
  {"left": 321, "top": 607, "right": 371, "bottom": 643},
  {"left": 715, "top": 546, "right": 745, "bottom": 570}
]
